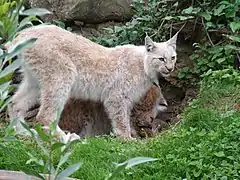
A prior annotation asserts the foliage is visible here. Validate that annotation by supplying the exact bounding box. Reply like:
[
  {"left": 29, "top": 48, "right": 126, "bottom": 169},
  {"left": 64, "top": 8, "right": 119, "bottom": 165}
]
[
  {"left": 51, "top": 20, "right": 73, "bottom": 32},
  {"left": 15, "top": 110, "right": 82, "bottom": 180},
  {"left": 0, "top": 0, "right": 43, "bottom": 146},
  {"left": 0, "top": 0, "right": 51, "bottom": 113},
  {"left": 0, "top": 0, "right": 49, "bottom": 43},
  {"left": 90, "top": 0, "right": 183, "bottom": 47},
  {"left": 202, "top": 68, "right": 240, "bottom": 85},
  {"left": 166, "top": 0, "right": 240, "bottom": 84}
]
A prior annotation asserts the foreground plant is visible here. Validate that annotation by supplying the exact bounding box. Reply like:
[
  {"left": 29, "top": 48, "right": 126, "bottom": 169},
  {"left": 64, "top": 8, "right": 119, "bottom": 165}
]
[
  {"left": 18, "top": 113, "right": 82, "bottom": 180},
  {"left": 0, "top": 0, "right": 51, "bottom": 114}
]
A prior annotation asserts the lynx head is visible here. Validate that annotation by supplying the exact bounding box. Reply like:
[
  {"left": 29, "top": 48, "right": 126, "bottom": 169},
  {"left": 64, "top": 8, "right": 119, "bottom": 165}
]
[{"left": 144, "top": 32, "right": 179, "bottom": 80}]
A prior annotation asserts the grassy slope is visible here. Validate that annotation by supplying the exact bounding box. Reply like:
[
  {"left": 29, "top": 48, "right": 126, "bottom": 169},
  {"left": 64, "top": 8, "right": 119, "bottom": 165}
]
[{"left": 0, "top": 78, "right": 240, "bottom": 180}]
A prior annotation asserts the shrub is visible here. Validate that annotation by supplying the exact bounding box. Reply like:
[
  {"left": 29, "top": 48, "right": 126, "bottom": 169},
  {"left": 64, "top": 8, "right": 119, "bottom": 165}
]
[
  {"left": 90, "top": 0, "right": 185, "bottom": 47},
  {"left": 173, "top": 0, "right": 240, "bottom": 84},
  {"left": 91, "top": 0, "right": 240, "bottom": 85},
  {"left": 0, "top": 0, "right": 52, "bottom": 113}
]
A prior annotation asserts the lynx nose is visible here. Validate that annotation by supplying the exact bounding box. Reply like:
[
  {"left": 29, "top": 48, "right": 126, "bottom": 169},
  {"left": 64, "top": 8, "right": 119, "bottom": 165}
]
[{"left": 166, "top": 66, "right": 173, "bottom": 72}]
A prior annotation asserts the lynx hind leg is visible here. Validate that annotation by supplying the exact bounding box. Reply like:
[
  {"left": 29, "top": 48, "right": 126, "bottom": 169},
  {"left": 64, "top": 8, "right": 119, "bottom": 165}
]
[
  {"left": 104, "top": 97, "right": 133, "bottom": 139},
  {"left": 35, "top": 70, "right": 80, "bottom": 141},
  {"left": 8, "top": 69, "right": 40, "bottom": 133}
]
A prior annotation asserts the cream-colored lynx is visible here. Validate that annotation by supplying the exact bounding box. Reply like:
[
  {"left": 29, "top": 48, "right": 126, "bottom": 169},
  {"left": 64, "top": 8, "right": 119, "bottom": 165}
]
[{"left": 6, "top": 24, "right": 178, "bottom": 139}]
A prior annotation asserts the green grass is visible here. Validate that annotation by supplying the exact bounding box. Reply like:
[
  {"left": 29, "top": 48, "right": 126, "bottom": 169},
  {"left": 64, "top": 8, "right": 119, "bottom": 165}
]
[{"left": 1, "top": 78, "right": 240, "bottom": 180}]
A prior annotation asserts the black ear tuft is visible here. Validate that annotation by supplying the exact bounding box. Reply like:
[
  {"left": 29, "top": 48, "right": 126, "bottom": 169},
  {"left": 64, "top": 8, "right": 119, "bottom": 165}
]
[{"left": 145, "top": 36, "right": 155, "bottom": 52}]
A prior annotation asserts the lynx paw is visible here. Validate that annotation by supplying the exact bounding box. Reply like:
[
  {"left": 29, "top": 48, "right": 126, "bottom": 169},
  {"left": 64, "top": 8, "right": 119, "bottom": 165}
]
[
  {"left": 11, "top": 118, "right": 33, "bottom": 138},
  {"left": 46, "top": 126, "right": 81, "bottom": 143},
  {"left": 7, "top": 103, "right": 25, "bottom": 121},
  {"left": 114, "top": 130, "right": 134, "bottom": 141}
]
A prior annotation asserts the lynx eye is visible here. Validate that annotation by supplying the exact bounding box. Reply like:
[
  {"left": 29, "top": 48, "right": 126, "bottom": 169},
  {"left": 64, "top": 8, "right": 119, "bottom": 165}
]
[
  {"left": 171, "top": 56, "right": 175, "bottom": 60},
  {"left": 158, "top": 57, "right": 165, "bottom": 62}
]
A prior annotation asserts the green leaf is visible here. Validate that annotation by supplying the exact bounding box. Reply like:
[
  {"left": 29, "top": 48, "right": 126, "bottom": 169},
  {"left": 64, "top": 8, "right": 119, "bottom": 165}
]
[
  {"left": 20, "top": 121, "right": 35, "bottom": 137},
  {"left": 55, "top": 152, "right": 71, "bottom": 175},
  {"left": 0, "top": 81, "right": 11, "bottom": 93},
  {"left": 51, "top": 142, "right": 66, "bottom": 151},
  {"left": 4, "top": 118, "right": 18, "bottom": 138},
  {"left": 204, "top": 69, "right": 213, "bottom": 76},
  {"left": 118, "top": 157, "right": 158, "bottom": 169},
  {"left": 55, "top": 162, "right": 82, "bottom": 180},
  {"left": 61, "top": 138, "right": 80, "bottom": 154},
  {"left": 51, "top": 104, "right": 64, "bottom": 131},
  {"left": 214, "top": 151, "right": 225, "bottom": 157},
  {"left": 164, "top": 16, "right": 176, "bottom": 20},
  {"left": 182, "top": 6, "right": 194, "bottom": 14},
  {"left": 207, "top": 62, "right": 215, "bottom": 68},
  {"left": 178, "top": 72, "right": 186, "bottom": 79},
  {"left": 26, "top": 152, "right": 44, "bottom": 166},
  {"left": 6, "top": 37, "right": 37, "bottom": 60},
  {"left": 216, "top": 58, "right": 226, "bottom": 64},
  {"left": 205, "top": 22, "right": 215, "bottom": 29},
  {"left": 102, "top": 27, "right": 114, "bottom": 34},
  {"left": 220, "top": 176, "right": 228, "bottom": 180},
  {"left": 219, "top": 1, "right": 231, "bottom": 5},
  {"left": 17, "top": 16, "right": 42, "bottom": 32},
  {"left": 0, "top": 96, "right": 12, "bottom": 112},
  {"left": 53, "top": 20, "right": 66, "bottom": 29},
  {"left": 0, "top": 58, "right": 22, "bottom": 79},
  {"left": 177, "top": 15, "right": 194, "bottom": 21},
  {"left": 0, "top": 51, "right": 7, "bottom": 61},
  {"left": 226, "top": 10, "right": 235, "bottom": 18},
  {"left": 224, "top": 44, "right": 239, "bottom": 51},
  {"left": 222, "top": 74, "right": 231, "bottom": 78},
  {"left": 114, "top": 26, "right": 123, "bottom": 33},
  {"left": 223, "top": 34, "right": 240, "bottom": 42},
  {"left": 200, "top": 12, "right": 211, "bottom": 21},
  {"left": 21, "top": 8, "right": 52, "bottom": 16},
  {"left": 105, "top": 162, "right": 128, "bottom": 180},
  {"left": 193, "top": 169, "right": 202, "bottom": 177},
  {"left": 35, "top": 124, "right": 50, "bottom": 142},
  {"left": 213, "top": 5, "right": 226, "bottom": 16},
  {"left": 106, "top": 157, "right": 157, "bottom": 180},
  {"left": 230, "top": 22, "right": 240, "bottom": 33}
]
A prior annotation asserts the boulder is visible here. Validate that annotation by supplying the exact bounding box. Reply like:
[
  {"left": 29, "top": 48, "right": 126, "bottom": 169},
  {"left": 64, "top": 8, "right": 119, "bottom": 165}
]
[{"left": 25, "top": 0, "right": 133, "bottom": 23}]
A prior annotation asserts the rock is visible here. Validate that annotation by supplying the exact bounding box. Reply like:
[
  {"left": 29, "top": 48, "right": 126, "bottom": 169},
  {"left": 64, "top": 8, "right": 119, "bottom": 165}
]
[
  {"left": 0, "top": 170, "right": 78, "bottom": 180},
  {"left": 71, "top": 21, "right": 124, "bottom": 38},
  {"left": 25, "top": 0, "right": 134, "bottom": 23}
]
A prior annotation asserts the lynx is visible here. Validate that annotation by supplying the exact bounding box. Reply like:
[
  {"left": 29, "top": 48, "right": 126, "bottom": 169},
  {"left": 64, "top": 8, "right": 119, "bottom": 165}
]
[{"left": 6, "top": 24, "right": 178, "bottom": 139}]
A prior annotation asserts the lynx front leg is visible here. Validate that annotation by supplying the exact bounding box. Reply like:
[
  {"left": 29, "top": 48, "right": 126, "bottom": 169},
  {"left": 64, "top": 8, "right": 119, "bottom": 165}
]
[{"left": 104, "top": 98, "right": 133, "bottom": 139}]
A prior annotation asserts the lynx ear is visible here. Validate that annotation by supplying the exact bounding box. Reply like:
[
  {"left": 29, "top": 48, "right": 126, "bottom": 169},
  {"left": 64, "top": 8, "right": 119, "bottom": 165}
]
[
  {"left": 145, "top": 36, "right": 155, "bottom": 52},
  {"left": 167, "top": 32, "right": 179, "bottom": 50}
]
